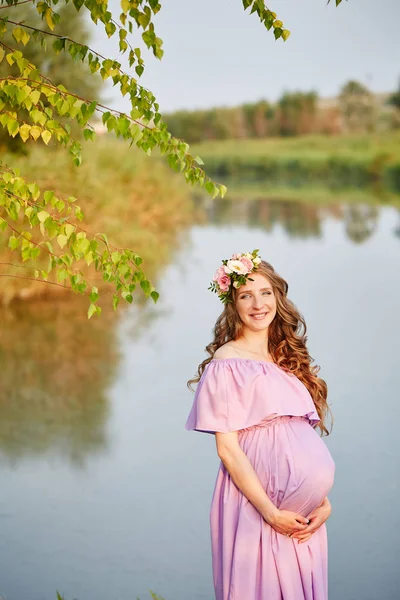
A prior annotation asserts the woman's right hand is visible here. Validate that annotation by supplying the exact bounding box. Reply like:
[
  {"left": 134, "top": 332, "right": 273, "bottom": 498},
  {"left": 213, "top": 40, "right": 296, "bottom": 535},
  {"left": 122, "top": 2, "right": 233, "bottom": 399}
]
[{"left": 266, "top": 509, "right": 310, "bottom": 537}]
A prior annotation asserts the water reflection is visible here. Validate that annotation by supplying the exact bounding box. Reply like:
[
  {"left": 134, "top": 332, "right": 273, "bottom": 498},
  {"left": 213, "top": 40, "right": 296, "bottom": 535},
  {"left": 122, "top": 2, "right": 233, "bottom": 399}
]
[
  {"left": 0, "top": 193, "right": 399, "bottom": 600},
  {"left": 196, "top": 195, "right": 400, "bottom": 243},
  {"left": 0, "top": 299, "right": 118, "bottom": 467},
  {"left": 394, "top": 209, "right": 400, "bottom": 238},
  {"left": 343, "top": 205, "right": 379, "bottom": 243}
]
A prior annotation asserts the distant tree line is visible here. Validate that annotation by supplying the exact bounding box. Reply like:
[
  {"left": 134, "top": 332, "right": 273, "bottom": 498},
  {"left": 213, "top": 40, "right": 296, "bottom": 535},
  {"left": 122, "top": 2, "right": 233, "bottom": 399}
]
[{"left": 165, "top": 79, "right": 400, "bottom": 143}]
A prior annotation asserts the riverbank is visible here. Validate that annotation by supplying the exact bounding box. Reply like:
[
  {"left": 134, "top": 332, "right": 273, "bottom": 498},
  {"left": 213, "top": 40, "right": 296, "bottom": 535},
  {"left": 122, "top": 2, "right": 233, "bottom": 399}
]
[
  {"left": 192, "top": 131, "right": 400, "bottom": 192},
  {"left": 206, "top": 181, "right": 400, "bottom": 207}
]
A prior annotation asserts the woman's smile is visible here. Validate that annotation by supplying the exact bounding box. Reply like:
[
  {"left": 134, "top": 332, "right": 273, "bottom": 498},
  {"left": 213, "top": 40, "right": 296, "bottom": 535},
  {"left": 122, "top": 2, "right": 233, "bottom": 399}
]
[{"left": 249, "top": 311, "right": 269, "bottom": 320}]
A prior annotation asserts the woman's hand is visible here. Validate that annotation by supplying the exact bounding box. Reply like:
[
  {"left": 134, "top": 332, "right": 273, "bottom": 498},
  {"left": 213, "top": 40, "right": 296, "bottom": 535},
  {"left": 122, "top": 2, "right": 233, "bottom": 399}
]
[
  {"left": 266, "top": 509, "right": 310, "bottom": 537},
  {"left": 291, "top": 499, "right": 332, "bottom": 544}
]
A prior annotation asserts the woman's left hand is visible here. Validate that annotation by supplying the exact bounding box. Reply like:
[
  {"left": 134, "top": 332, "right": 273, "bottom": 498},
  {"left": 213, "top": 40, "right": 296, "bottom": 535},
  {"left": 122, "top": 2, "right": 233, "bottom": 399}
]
[{"left": 291, "top": 498, "right": 332, "bottom": 544}]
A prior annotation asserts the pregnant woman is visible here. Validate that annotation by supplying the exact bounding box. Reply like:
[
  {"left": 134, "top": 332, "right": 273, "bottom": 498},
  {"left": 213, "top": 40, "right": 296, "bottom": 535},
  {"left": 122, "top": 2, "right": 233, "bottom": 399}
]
[{"left": 185, "top": 250, "right": 335, "bottom": 600}]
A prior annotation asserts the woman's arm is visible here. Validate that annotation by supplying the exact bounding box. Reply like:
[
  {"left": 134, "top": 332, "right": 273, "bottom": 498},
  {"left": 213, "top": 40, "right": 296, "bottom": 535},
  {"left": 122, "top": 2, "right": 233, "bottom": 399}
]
[{"left": 215, "top": 431, "right": 309, "bottom": 534}]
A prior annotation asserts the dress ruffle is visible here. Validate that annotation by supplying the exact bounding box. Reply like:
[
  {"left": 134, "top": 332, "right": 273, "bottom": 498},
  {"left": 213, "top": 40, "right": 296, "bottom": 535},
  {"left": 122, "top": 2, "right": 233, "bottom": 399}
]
[{"left": 185, "top": 357, "right": 320, "bottom": 434}]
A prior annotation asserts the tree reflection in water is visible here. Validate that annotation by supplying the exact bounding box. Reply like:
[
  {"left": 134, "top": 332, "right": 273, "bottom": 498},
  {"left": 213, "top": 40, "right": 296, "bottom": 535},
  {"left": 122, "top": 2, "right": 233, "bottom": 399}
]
[
  {"left": 0, "top": 290, "right": 168, "bottom": 468},
  {"left": 0, "top": 298, "right": 119, "bottom": 468},
  {"left": 197, "top": 195, "right": 398, "bottom": 243},
  {"left": 394, "top": 209, "right": 400, "bottom": 239},
  {"left": 343, "top": 205, "right": 379, "bottom": 243}
]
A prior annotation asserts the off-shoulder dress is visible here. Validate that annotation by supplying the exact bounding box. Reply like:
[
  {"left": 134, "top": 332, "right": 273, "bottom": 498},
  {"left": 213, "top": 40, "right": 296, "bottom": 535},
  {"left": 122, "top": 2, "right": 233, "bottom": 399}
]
[{"left": 185, "top": 357, "right": 335, "bottom": 600}]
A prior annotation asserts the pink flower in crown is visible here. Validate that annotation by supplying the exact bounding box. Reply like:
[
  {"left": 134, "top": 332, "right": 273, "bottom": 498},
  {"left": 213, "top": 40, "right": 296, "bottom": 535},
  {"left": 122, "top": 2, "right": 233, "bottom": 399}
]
[
  {"left": 213, "top": 266, "right": 231, "bottom": 293},
  {"left": 240, "top": 256, "right": 254, "bottom": 272},
  {"left": 230, "top": 253, "right": 242, "bottom": 260},
  {"left": 213, "top": 266, "right": 225, "bottom": 282}
]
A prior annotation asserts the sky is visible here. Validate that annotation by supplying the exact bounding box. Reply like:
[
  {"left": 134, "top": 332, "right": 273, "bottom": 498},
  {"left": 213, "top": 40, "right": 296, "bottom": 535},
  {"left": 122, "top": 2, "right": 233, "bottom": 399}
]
[{"left": 94, "top": 0, "right": 400, "bottom": 113}]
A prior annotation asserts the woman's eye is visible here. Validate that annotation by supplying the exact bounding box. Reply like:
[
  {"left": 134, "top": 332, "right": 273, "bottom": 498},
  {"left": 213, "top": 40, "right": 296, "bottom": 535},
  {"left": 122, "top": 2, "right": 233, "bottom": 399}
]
[{"left": 240, "top": 292, "right": 271, "bottom": 299}]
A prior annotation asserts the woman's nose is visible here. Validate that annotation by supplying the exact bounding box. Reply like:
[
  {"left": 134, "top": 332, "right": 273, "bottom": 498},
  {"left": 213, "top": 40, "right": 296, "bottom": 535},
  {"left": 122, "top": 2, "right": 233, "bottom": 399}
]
[{"left": 252, "top": 295, "right": 264, "bottom": 309}]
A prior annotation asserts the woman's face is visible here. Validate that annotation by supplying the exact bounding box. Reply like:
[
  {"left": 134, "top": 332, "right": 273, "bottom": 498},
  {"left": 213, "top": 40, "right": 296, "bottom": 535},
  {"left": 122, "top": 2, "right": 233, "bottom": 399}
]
[{"left": 235, "top": 272, "right": 277, "bottom": 332}]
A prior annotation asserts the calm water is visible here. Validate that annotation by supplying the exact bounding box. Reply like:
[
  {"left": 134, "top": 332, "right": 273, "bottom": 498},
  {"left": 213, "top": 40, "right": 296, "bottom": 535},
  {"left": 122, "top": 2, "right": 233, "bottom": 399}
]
[{"left": 1, "top": 197, "right": 399, "bottom": 600}]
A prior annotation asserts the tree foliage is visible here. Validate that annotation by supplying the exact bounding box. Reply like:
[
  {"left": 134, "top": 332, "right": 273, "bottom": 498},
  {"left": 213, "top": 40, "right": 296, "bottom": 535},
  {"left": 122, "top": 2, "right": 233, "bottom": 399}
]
[
  {"left": 388, "top": 77, "right": 400, "bottom": 111},
  {"left": 339, "top": 80, "right": 376, "bottom": 133},
  {"left": 165, "top": 92, "right": 323, "bottom": 143},
  {"left": 0, "top": 0, "right": 344, "bottom": 315},
  {"left": 0, "top": 2, "right": 102, "bottom": 152}
]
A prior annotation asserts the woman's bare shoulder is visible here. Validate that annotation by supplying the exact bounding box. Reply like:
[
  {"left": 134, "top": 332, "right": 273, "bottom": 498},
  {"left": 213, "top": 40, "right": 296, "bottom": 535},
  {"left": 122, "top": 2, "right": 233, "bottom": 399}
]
[{"left": 213, "top": 342, "right": 242, "bottom": 360}]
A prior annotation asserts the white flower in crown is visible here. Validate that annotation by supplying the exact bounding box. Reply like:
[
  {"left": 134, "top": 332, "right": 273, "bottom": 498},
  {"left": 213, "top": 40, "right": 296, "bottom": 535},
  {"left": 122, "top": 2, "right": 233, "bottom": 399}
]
[
  {"left": 253, "top": 256, "right": 261, "bottom": 267},
  {"left": 233, "top": 281, "right": 241, "bottom": 289},
  {"left": 224, "top": 259, "right": 250, "bottom": 275}
]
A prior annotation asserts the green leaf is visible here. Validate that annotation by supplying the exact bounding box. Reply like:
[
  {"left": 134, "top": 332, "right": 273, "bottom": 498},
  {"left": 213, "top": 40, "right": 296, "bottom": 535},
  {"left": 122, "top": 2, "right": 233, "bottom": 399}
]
[
  {"left": 83, "top": 128, "right": 95, "bottom": 141},
  {"left": 89, "top": 286, "right": 99, "bottom": 303},
  {"left": 57, "top": 234, "right": 68, "bottom": 249},
  {"left": 21, "top": 30, "right": 30, "bottom": 46},
  {"left": 37, "top": 210, "right": 50, "bottom": 223},
  {"left": 7, "top": 119, "right": 19, "bottom": 137},
  {"left": 84, "top": 251, "right": 93, "bottom": 266},
  {"left": 282, "top": 29, "right": 290, "bottom": 41},
  {"left": 28, "top": 183, "right": 40, "bottom": 200},
  {"left": 87, "top": 303, "right": 97, "bottom": 319},
  {"left": 8, "top": 235, "right": 19, "bottom": 250},
  {"left": 205, "top": 180, "right": 215, "bottom": 196},
  {"left": 19, "top": 124, "right": 31, "bottom": 143},
  {"left": 65, "top": 224, "right": 75, "bottom": 239},
  {"left": 57, "top": 268, "right": 68, "bottom": 282},
  {"left": 219, "top": 184, "right": 228, "bottom": 198},
  {"left": 12, "top": 27, "right": 23, "bottom": 44},
  {"left": 140, "top": 279, "right": 151, "bottom": 294},
  {"left": 30, "top": 125, "right": 42, "bottom": 141},
  {"left": 45, "top": 7, "right": 56, "bottom": 31},
  {"left": 53, "top": 38, "right": 66, "bottom": 54},
  {"left": 135, "top": 64, "right": 144, "bottom": 77},
  {"left": 30, "top": 90, "right": 41, "bottom": 105},
  {"left": 41, "top": 130, "right": 52, "bottom": 145},
  {"left": 6, "top": 52, "right": 15, "bottom": 66},
  {"left": 112, "top": 294, "right": 120, "bottom": 311}
]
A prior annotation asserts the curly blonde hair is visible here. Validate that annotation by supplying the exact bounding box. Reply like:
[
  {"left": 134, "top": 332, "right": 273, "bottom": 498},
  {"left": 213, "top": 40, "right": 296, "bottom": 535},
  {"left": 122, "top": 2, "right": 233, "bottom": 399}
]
[{"left": 187, "top": 260, "right": 333, "bottom": 436}]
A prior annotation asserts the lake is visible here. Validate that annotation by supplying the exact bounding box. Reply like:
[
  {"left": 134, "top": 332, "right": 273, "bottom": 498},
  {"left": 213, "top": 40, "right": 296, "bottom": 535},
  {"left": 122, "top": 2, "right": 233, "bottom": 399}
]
[{"left": 1, "top": 194, "right": 399, "bottom": 600}]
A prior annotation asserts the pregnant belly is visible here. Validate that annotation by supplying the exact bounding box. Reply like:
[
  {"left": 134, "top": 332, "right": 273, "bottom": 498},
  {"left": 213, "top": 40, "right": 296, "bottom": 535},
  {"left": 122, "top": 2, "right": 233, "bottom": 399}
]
[{"left": 239, "top": 415, "right": 335, "bottom": 517}]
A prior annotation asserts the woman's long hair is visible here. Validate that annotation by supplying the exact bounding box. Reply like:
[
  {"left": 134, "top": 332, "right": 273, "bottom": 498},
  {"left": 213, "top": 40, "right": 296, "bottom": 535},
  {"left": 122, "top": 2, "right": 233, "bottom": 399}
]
[{"left": 187, "top": 260, "right": 333, "bottom": 436}]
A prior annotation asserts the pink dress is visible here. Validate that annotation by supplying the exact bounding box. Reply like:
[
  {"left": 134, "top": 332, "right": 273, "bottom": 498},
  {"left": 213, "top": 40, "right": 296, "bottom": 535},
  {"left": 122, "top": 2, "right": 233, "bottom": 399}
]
[{"left": 185, "top": 357, "right": 335, "bottom": 600}]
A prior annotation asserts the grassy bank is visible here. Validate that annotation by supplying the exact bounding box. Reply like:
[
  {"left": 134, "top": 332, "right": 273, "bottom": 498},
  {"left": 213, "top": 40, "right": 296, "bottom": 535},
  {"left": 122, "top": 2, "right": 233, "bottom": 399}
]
[
  {"left": 210, "top": 181, "right": 400, "bottom": 208},
  {"left": 193, "top": 131, "right": 400, "bottom": 191},
  {"left": 0, "top": 139, "right": 193, "bottom": 303}
]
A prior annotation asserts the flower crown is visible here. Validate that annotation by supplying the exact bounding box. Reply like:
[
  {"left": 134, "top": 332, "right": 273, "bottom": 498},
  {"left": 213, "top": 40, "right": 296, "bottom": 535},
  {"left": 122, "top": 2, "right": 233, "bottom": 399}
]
[{"left": 208, "top": 249, "right": 262, "bottom": 304}]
